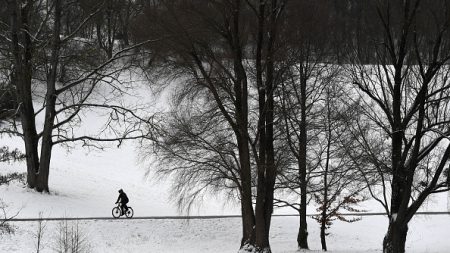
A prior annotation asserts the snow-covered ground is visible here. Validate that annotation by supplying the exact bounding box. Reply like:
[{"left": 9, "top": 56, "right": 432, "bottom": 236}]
[
  {"left": 0, "top": 140, "right": 238, "bottom": 218},
  {"left": 1, "top": 146, "right": 449, "bottom": 252},
  {"left": 2, "top": 215, "right": 450, "bottom": 252},
  {"left": 2, "top": 70, "right": 450, "bottom": 252},
  {"left": 0, "top": 69, "right": 240, "bottom": 219}
]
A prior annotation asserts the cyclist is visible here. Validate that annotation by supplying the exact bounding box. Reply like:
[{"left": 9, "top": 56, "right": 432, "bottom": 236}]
[{"left": 115, "top": 189, "right": 129, "bottom": 214}]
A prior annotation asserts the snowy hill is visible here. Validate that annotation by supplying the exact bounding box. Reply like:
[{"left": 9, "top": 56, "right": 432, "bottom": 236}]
[
  {"left": 1, "top": 140, "right": 239, "bottom": 218},
  {"left": 0, "top": 69, "right": 241, "bottom": 219}
]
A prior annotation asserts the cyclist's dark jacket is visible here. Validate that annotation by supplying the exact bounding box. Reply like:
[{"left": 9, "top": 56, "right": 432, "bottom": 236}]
[{"left": 117, "top": 192, "right": 129, "bottom": 204}]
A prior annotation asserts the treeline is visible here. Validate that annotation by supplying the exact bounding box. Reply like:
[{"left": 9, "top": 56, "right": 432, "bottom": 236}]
[{"left": 1, "top": 1, "right": 450, "bottom": 253}]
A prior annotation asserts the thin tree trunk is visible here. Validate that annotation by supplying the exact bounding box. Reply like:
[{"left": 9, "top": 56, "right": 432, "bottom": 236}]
[
  {"left": 121, "top": 1, "right": 131, "bottom": 47},
  {"left": 320, "top": 220, "right": 327, "bottom": 251},
  {"left": 238, "top": 135, "right": 256, "bottom": 246},
  {"left": 297, "top": 67, "right": 309, "bottom": 249},
  {"left": 106, "top": 9, "right": 114, "bottom": 59},
  {"left": 321, "top": 90, "right": 332, "bottom": 251},
  {"left": 298, "top": 164, "right": 309, "bottom": 248},
  {"left": 8, "top": 0, "right": 40, "bottom": 188},
  {"left": 36, "top": 0, "right": 61, "bottom": 193},
  {"left": 261, "top": 86, "right": 276, "bottom": 252}
]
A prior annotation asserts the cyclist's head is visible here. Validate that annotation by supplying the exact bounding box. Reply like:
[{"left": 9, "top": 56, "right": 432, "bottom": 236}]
[{"left": 118, "top": 189, "right": 123, "bottom": 193}]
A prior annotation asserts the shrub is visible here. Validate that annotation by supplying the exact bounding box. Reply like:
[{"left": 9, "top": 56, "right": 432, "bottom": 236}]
[{"left": 53, "top": 220, "right": 91, "bottom": 253}]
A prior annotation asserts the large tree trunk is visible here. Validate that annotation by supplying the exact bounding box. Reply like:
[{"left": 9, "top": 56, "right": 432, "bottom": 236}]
[
  {"left": 383, "top": 220, "right": 408, "bottom": 253},
  {"left": 17, "top": 59, "right": 39, "bottom": 189},
  {"left": 235, "top": 53, "right": 254, "bottom": 249},
  {"left": 234, "top": 24, "right": 254, "bottom": 247},
  {"left": 259, "top": 91, "right": 276, "bottom": 252},
  {"left": 254, "top": 75, "right": 274, "bottom": 252},
  {"left": 37, "top": 133, "right": 52, "bottom": 192},
  {"left": 383, "top": 63, "right": 408, "bottom": 252},
  {"left": 237, "top": 84, "right": 255, "bottom": 247},
  {"left": 21, "top": 100, "right": 40, "bottom": 189},
  {"left": 253, "top": 1, "right": 279, "bottom": 251},
  {"left": 254, "top": 2, "right": 269, "bottom": 245},
  {"left": 8, "top": 0, "right": 40, "bottom": 189},
  {"left": 228, "top": 0, "right": 257, "bottom": 248},
  {"left": 20, "top": 95, "right": 40, "bottom": 189}
]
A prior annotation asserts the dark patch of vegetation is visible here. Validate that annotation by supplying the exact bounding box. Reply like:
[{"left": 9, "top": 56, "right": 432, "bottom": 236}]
[
  {"left": 0, "top": 146, "right": 26, "bottom": 163},
  {"left": 0, "top": 172, "right": 26, "bottom": 185}
]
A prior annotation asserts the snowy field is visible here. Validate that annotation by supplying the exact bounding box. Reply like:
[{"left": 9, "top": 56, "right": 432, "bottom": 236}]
[
  {"left": 2, "top": 74, "right": 450, "bottom": 252},
  {"left": 1, "top": 142, "right": 449, "bottom": 252},
  {"left": 1, "top": 215, "right": 450, "bottom": 252},
  {"left": 0, "top": 140, "right": 239, "bottom": 218},
  {"left": 3, "top": 141, "right": 450, "bottom": 253}
]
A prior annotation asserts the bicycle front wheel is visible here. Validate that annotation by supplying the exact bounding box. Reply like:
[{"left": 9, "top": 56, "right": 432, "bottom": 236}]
[
  {"left": 125, "top": 207, "right": 134, "bottom": 218},
  {"left": 112, "top": 207, "right": 121, "bottom": 218}
]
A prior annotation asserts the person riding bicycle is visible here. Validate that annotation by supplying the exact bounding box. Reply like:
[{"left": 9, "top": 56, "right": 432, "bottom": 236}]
[{"left": 115, "top": 189, "right": 129, "bottom": 214}]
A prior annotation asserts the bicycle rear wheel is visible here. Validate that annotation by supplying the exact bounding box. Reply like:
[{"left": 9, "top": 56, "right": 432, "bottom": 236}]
[
  {"left": 112, "top": 207, "right": 121, "bottom": 218},
  {"left": 125, "top": 207, "right": 134, "bottom": 218}
]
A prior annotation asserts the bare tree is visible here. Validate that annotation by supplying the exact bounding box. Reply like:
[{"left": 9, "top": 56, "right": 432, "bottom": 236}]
[
  {"left": 347, "top": 0, "right": 450, "bottom": 252},
  {"left": 2, "top": 0, "right": 156, "bottom": 192},
  {"left": 312, "top": 83, "right": 368, "bottom": 251},
  {"left": 136, "top": 0, "right": 291, "bottom": 251},
  {"left": 277, "top": 61, "right": 326, "bottom": 250},
  {"left": 135, "top": 1, "right": 256, "bottom": 248},
  {"left": 34, "top": 212, "right": 47, "bottom": 253},
  {"left": 271, "top": 1, "right": 341, "bottom": 248},
  {"left": 145, "top": 99, "right": 242, "bottom": 212}
]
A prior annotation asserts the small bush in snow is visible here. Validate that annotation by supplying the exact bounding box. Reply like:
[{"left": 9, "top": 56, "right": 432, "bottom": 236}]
[
  {"left": 0, "top": 200, "right": 16, "bottom": 235},
  {"left": 0, "top": 219, "right": 14, "bottom": 235},
  {"left": 0, "top": 172, "right": 26, "bottom": 185},
  {"left": 53, "top": 220, "right": 91, "bottom": 253},
  {"left": 34, "top": 212, "right": 47, "bottom": 253},
  {"left": 0, "top": 146, "right": 25, "bottom": 163}
]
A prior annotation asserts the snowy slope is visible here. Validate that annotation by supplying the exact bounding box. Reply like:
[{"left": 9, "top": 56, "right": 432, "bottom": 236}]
[
  {"left": 1, "top": 69, "right": 240, "bottom": 219},
  {"left": 1, "top": 127, "right": 239, "bottom": 219},
  {"left": 2, "top": 66, "right": 449, "bottom": 218}
]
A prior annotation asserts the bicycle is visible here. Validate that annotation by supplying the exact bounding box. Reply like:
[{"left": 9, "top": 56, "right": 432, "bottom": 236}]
[{"left": 112, "top": 203, "right": 134, "bottom": 218}]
